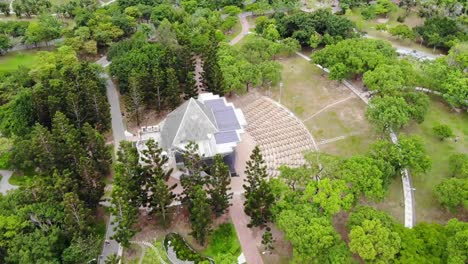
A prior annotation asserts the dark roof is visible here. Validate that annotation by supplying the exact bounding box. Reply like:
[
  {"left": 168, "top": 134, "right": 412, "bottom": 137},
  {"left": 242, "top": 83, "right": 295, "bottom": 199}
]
[
  {"left": 205, "top": 99, "right": 241, "bottom": 132},
  {"left": 214, "top": 131, "right": 240, "bottom": 144}
]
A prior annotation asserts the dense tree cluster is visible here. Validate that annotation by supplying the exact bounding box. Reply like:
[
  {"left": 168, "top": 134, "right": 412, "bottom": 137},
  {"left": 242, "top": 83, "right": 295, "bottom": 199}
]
[
  {"left": 418, "top": 0, "right": 467, "bottom": 18},
  {"left": 111, "top": 140, "right": 233, "bottom": 245},
  {"left": 414, "top": 16, "right": 467, "bottom": 51},
  {"left": 108, "top": 31, "right": 195, "bottom": 119},
  {"left": 312, "top": 38, "right": 397, "bottom": 80},
  {"left": 0, "top": 46, "right": 110, "bottom": 137},
  {"left": 348, "top": 206, "right": 468, "bottom": 263},
  {"left": 0, "top": 21, "right": 30, "bottom": 37},
  {"left": 416, "top": 43, "right": 468, "bottom": 109},
  {"left": 214, "top": 37, "right": 290, "bottom": 95},
  {"left": 110, "top": 139, "right": 177, "bottom": 245},
  {"left": 0, "top": 112, "right": 111, "bottom": 263},
  {"left": 12, "top": 0, "right": 52, "bottom": 17},
  {"left": 272, "top": 145, "right": 464, "bottom": 264},
  {"left": 275, "top": 9, "right": 356, "bottom": 46}
]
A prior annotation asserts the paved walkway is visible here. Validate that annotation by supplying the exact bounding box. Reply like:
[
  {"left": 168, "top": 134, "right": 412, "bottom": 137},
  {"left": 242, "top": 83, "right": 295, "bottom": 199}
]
[
  {"left": 303, "top": 95, "right": 354, "bottom": 122},
  {"left": 0, "top": 170, "right": 17, "bottom": 195},
  {"left": 296, "top": 51, "right": 416, "bottom": 228},
  {"left": 230, "top": 195, "right": 264, "bottom": 264},
  {"left": 229, "top": 13, "right": 252, "bottom": 46},
  {"left": 95, "top": 56, "right": 125, "bottom": 263}
]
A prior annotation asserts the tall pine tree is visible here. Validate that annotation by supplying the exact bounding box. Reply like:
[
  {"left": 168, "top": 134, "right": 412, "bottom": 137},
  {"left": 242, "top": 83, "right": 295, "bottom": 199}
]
[
  {"left": 184, "top": 71, "right": 198, "bottom": 100},
  {"left": 180, "top": 141, "right": 205, "bottom": 205},
  {"left": 207, "top": 154, "right": 232, "bottom": 216},
  {"left": 201, "top": 37, "right": 225, "bottom": 95},
  {"left": 243, "top": 146, "right": 274, "bottom": 227},
  {"left": 189, "top": 185, "right": 212, "bottom": 245},
  {"left": 164, "top": 67, "right": 181, "bottom": 109},
  {"left": 125, "top": 71, "right": 144, "bottom": 126},
  {"left": 110, "top": 142, "right": 143, "bottom": 246},
  {"left": 140, "top": 139, "right": 176, "bottom": 225}
]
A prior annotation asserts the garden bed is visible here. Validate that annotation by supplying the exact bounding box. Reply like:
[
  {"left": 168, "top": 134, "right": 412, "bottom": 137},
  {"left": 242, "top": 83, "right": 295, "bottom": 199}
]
[{"left": 164, "top": 233, "right": 214, "bottom": 264}]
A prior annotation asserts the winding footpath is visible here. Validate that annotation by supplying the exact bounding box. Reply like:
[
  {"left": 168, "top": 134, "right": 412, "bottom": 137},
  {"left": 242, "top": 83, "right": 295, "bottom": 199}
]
[
  {"left": 229, "top": 12, "right": 252, "bottom": 46},
  {"left": 364, "top": 35, "right": 441, "bottom": 61},
  {"left": 0, "top": 170, "right": 17, "bottom": 195}
]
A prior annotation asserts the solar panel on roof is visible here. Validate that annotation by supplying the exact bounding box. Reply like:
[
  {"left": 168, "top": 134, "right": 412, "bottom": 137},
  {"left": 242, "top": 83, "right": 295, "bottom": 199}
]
[
  {"left": 215, "top": 131, "right": 240, "bottom": 144},
  {"left": 204, "top": 99, "right": 226, "bottom": 111},
  {"left": 213, "top": 108, "right": 241, "bottom": 131}
]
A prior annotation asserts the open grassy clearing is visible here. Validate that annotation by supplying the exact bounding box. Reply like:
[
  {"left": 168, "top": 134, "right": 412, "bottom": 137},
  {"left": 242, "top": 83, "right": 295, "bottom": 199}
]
[
  {"left": 404, "top": 100, "right": 467, "bottom": 223},
  {"left": 370, "top": 99, "right": 467, "bottom": 224},
  {"left": 0, "top": 50, "right": 42, "bottom": 74},
  {"left": 344, "top": 8, "right": 444, "bottom": 55},
  {"left": 270, "top": 55, "right": 377, "bottom": 156}
]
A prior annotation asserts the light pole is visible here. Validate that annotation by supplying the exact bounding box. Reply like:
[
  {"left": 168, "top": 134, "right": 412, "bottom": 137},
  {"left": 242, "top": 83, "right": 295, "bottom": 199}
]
[{"left": 279, "top": 82, "right": 283, "bottom": 104}]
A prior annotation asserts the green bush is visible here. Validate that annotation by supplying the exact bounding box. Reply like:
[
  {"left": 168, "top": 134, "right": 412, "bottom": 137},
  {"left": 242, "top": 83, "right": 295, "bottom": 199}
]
[
  {"left": 0, "top": 151, "right": 11, "bottom": 169},
  {"left": 375, "top": 24, "right": 387, "bottom": 31},
  {"left": 432, "top": 124, "right": 454, "bottom": 140},
  {"left": 164, "top": 233, "right": 213, "bottom": 263}
]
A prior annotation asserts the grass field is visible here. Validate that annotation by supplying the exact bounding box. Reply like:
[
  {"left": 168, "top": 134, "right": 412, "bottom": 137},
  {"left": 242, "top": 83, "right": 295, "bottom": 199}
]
[
  {"left": 124, "top": 240, "right": 169, "bottom": 264},
  {"left": 0, "top": 50, "right": 43, "bottom": 74},
  {"left": 203, "top": 223, "right": 241, "bottom": 261},
  {"left": 270, "top": 55, "right": 377, "bottom": 157},
  {"left": 372, "top": 99, "right": 468, "bottom": 224},
  {"left": 9, "top": 170, "right": 36, "bottom": 186}
]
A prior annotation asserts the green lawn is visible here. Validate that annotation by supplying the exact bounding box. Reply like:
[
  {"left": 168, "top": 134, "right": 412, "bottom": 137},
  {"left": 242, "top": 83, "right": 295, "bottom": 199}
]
[
  {"left": 0, "top": 50, "right": 42, "bottom": 74},
  {"left": 203, "top": 223, "right": 241, "bottom": 262},
  {"left": 8, "top": 170, "right": 36, "bottom": 187},
  {"left": 140, "top": 240, "right": 169, "bottom": 264},
  {"left": 404, "top": 100, "right": 467, "bottom": 223},
  {"left": 270, "top": 55, "right": 377, "bottom": 157},
  {"left": 373, "top": 99, "right": 467, "bottom": 224}
]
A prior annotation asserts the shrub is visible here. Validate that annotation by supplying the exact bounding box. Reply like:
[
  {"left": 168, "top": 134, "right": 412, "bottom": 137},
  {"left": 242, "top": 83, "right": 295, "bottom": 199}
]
[
  {"left": 375, "top": 23, "right": 387, "bottom": 31},
  {"left": 432, "top": 124, "right": 454, "bottom": 140}
]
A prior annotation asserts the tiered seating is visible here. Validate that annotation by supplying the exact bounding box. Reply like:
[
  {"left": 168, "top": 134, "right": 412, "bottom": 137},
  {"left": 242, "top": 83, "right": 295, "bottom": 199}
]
[{"left": 241, "top": 96, "right": 315, "bottom": 177}]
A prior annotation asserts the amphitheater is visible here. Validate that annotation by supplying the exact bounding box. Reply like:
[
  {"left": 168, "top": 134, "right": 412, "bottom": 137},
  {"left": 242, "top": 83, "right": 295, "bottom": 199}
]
[{"left": 235, "top": 94, "right": 317, "bottom": 177}]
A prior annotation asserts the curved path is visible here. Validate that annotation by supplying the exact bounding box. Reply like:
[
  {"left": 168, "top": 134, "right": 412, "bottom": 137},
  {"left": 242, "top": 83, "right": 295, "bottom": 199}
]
[
  {"left": 296, "top": 51, "right": 415, "bottom": 228},
  {"left": 229, "top": 12, "right": 252, "bottom": 46},
  {"left": 364, "top": 35, "right": 441, "bottom": 61},
  {"left": 130, "top": 240, "right": 168, "bottom": 264},
  {"left": 0, "top": 170, "right": 17, "bottom": 195}
]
